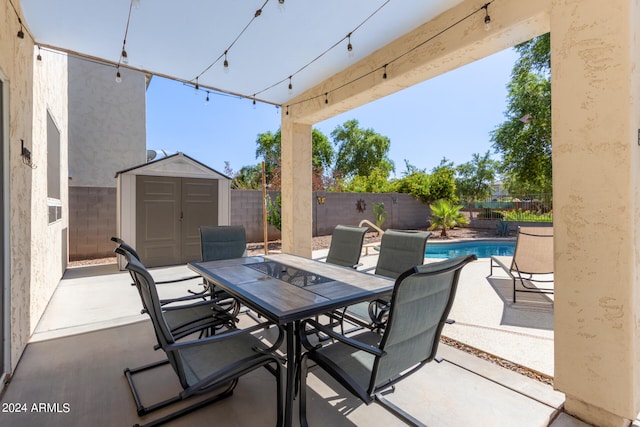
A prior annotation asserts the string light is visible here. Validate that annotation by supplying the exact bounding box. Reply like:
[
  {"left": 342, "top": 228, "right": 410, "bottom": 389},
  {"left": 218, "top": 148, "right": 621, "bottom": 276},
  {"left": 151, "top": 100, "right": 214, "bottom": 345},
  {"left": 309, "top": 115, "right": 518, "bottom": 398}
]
[
  {"left": 284, "top": 1, "right": 495, "bottom": 114},
  {"left": 115, "top": 67, "right": 122, "bottom": 83},
  {"left": 118, "top": 0, "right": 134, "bottom": 69},
  {"left": 195, "top": 77, "right": 199, "bottom": 94},
  {"left": 253, "top": 96, "right": 257, "bottom": 109},
  {"left": 288, "top": 76, "right": 293, "bottom": 95},
  {"left": 347, "top": 33, "right": 354, "bottom": 57},
  {"left": 17, "top": 18, "right": 24, "bottom": 39},
  {"left": 36, "top": 46, "right": 42, "bottom": 61},
  {"left": 324, "top": 93, "right": 329, "bottom": 105},
  {"left": 253, "top": 0, "right": 391, "bottom": 101},
  {"left": 482, "top": 3, "right": 491, "bottom": 31},
  {"left": 223, "top": 51, "right": 229, "bottom": 73},
  {"left": 205, "top": 91, "right": 210, "bottom": 103},
  {"left": 278, "top": 0, "right": 285, "bottom": 12}
]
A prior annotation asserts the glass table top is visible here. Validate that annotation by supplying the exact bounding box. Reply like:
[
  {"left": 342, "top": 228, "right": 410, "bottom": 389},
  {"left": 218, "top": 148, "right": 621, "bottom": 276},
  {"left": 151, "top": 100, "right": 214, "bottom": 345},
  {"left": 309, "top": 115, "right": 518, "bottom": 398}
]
[{"left": 245, "top": 260, "right": 334, "bottom": 288}]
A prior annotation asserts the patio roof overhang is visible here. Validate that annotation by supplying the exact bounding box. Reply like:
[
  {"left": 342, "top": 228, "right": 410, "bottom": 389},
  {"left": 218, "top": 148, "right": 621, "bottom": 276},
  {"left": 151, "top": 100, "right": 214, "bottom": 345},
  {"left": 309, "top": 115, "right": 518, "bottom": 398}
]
[{"left": 18, "top": 0, "right": 549, "bottom": 116}]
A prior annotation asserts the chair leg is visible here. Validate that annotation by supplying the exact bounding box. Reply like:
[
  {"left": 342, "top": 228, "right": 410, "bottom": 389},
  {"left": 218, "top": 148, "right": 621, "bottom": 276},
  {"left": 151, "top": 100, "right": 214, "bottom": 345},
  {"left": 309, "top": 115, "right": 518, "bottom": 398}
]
[
  {"left": 299, "top": 353, "right": 309, "bottom": 427},
  {"left": 135, "top": 383, "right": 236, "bottom": 427},
  {"left": 374, "top": 393, "right": 427, "bottom": 427}
]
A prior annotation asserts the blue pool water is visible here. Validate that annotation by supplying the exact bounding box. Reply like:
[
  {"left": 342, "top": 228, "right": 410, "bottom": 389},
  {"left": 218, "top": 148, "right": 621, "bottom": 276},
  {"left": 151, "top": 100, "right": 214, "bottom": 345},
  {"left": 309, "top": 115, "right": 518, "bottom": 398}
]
[{"left": 425, "top": 240, "right": 515, "bottom": 259}]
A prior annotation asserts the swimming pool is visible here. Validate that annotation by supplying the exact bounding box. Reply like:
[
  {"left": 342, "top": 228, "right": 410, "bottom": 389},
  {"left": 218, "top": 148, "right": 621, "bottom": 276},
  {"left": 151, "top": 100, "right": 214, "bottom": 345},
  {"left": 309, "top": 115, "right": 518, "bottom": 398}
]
[{"left": 425, "top": 240, "right": 515, "bottom": 259}]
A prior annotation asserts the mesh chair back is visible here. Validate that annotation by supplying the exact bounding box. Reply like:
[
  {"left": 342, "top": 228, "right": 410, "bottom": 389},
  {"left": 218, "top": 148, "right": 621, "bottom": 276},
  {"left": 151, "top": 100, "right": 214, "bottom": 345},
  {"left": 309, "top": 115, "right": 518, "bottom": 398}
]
[
  {"left": 374, "top": 230, "right": 431, "bottom": 279},
  {"left": 372, "top": 254, "right": 476, "bottom": 392},
  {"left": 511, "top": 227, "right": 554, "bottom": 275},
  {"left": 200, "top": 225, "right": 247, "bottom": 261},
  {"left": 325, "top": 225, "right": 368, "bottom": 267},
  {"left": 120, "top": 250, "right": 191, "bottom": 388}
]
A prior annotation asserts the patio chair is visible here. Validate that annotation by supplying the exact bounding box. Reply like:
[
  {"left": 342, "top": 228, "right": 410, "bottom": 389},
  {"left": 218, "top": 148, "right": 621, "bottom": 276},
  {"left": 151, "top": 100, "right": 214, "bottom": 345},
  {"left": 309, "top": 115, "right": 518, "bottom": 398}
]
[
  {"left": 197, "top": 225, "right": 249, "bottom": 317},
  {"left": 298, "top": 255, "right": 477, "bottom": 427},
  {"left": 114, "top": 246, "right": 236, "bottom": 340},
  {"left": 112, "top": 237, "right": 228, "bottom": 313},
  {"left": 120, "top": 249, "right": 284, "bottom": 427},
  {"left": 489, "top": 226, "right": 554, "bottom": 303},
  {"left": 316, "top": 225, "right": 368, "bottom": 268},
  {"left": 339, "top": 230, "right": 431, "bottom": 331}
]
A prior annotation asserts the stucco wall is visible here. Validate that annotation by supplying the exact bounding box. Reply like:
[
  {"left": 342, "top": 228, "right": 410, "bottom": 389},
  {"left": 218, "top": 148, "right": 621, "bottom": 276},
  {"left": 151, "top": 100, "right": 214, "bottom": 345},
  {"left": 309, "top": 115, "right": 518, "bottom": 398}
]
[
  {"left": 68, "top": 56, "right": 146, "bottom": 188},
  {"left": 30, "top": 46, "right": 68, "bottom": 334},
  {"left": 1, "top": 0, "right": 34, "bottom": 372}
]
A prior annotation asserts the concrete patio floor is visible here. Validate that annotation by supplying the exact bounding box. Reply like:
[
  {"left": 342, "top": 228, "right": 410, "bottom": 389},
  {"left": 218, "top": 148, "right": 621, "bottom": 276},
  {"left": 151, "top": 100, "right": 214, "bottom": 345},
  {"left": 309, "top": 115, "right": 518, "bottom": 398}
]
[{"left": 0, "top": 252, "right": 596, "bottom": 426}]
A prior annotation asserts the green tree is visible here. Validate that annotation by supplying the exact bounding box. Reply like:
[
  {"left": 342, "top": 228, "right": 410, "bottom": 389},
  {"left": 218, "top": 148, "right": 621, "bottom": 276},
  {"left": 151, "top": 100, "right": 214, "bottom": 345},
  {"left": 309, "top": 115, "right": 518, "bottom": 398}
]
[
  {"left": 255, "top": 128, "right": 334, "bottom": 189},
  {"left": 231, "top": 164, "right": 262, "bottom": 189},
  {"left": 331, "top": 119, "right": 394, "bottom": 179},
  {"left": 342, "top": 168, "right": 392, "bottom": 193},
  {"left": 491, "top": 33, "right": 551, "bottom": 193},
  {"left": 391, "top": 159, "right": 456, "bottom": 203},
  {"left": 455, "top": 151, "right": 499, "bottom": 219},
  {"left": 428, "top": 159, "right": 457, "bottom": 203},
  {"left": 428, "top": 199, "right": 468, "bottom": 237}
]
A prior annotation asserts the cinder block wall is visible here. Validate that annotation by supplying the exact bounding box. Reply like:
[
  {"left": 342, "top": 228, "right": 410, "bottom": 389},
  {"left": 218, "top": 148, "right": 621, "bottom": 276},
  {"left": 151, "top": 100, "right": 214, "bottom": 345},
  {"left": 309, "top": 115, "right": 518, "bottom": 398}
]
[
  {"left": 230, "top": 190, "right": 282, "bottom": 243},
  {"left": 69, "top": 189, "right": 428, "bottom": 259},
  {"left": 69, "top": 187, "right": 117, "bottom": 260},
  {"left": 232, "top": 190, "right": 429, "bottom": 242}
]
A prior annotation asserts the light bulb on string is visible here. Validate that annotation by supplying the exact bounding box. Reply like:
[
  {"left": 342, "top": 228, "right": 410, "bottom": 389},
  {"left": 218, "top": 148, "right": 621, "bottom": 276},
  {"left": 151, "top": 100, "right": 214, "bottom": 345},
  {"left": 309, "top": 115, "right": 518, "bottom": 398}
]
[
  {"left": 194, "top": 78, "right": 199, "bottom": 95},
  {"left": 36, "top": 46, "right": 42, "bottom": 61},
  {"left": 121, "top": 48, "right": 128, "bottom": 64},
  {"left": 347, "top": 33, "right": 354, "bottom": 58},
  {"left": 288, "top": 76, "right": 293, "bottom": 95},
  {"left": 115, "top": 67, "right": 122, "bottom": 83},
  {"left": 285, "top": 105, "right": 289, "bottom": 116},
  {"left": 253, "top": 96, "right": 257, "bottom": 110},
  {"left": 483, "top": 3, "right": 491, "bottom": 31},
  {"left": 382, "top": 64, "right": 388, "bottom": 80},
  {"left": 223, "top": 51, "right": 229, "bottom": 74},
  {"left": 277, "top": 0, "right": 285, "bottom": 12},
  {"left": 132, "top": 0, "right": 141, "bottom": 9},
  {"left": 205, "top": 91, "right": 210, "bottom": 104},
  {"left": 324, "top": 93, "right": 329, "bottom": 105},
  {"left": 17, "top": 18, "right": 24, "bottom": 40}
]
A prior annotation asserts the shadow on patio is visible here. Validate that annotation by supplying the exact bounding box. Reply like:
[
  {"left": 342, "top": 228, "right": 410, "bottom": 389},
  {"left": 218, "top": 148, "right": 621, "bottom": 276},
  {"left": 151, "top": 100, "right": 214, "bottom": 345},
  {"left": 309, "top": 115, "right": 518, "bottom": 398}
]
[{"left": 0, "top": 260, "right": 588, "bottom": 426}]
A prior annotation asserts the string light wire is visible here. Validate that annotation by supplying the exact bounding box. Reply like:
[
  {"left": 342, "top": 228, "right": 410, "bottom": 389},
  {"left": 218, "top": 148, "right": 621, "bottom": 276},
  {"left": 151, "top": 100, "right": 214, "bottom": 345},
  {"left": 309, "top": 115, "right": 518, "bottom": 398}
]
[
  {"left": 253, "top": 0, "right": 391, "bottom": 98},
  {"left": 193, "top": 0, "right": 270, "bottom": 81},
  {"left": 285, "top": 0, "right": 495, "bottom": 112}
]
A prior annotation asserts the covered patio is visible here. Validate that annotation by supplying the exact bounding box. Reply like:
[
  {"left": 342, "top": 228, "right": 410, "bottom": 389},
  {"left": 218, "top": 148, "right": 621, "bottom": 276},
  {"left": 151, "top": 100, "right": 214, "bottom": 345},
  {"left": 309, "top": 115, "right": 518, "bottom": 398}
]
[
  {"left": 2, "top": 0, "right": 640, "bottom": 426},
  {"left": 1, "top": 254, "right": 583, "bottom": 427}
]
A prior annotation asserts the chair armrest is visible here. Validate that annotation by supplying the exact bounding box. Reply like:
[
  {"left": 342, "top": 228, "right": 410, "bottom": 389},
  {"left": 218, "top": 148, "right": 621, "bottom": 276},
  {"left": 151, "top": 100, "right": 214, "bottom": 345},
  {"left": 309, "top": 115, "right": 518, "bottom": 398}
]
[
  {"left": 300, "top": 318, "right": 385, "bottom": 357},
  {"left": 160, "top": 292, "right": 210, "bottom": 306},
  {"left": 360, "top": 266, "right": 375, "bottom": 273},
  {"left": 155, "top": 274, "right": 202, "bottom": 285},
  {"left": 167, "top": 322, "right": 283, "bottom": 351}
]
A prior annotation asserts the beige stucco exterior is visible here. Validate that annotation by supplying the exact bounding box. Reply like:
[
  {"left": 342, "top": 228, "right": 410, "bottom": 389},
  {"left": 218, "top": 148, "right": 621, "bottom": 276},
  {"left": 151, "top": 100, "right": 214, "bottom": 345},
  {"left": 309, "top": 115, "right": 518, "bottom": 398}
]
[
  {"left": 2, "top": 0, "right": 640, "bottom": 424},
  {"left": 68, "top": 56, "right": 146, "bottom": 188},
  {"left": 280, "top": 0, "right": 640, "bottom": 425},
  {"left": 1, "top": 0, "right": 68, "bottom": 372},
  {"left": 551, "top": 0, "right": 640, "bottom": 425}
]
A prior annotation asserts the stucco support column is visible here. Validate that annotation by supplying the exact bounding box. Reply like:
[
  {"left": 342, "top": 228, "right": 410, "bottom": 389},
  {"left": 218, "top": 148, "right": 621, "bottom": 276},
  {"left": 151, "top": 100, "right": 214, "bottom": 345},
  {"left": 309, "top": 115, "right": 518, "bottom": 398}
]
[
  {"left": 280, "top": 115, "right": 312, "bottom": 257},
  {"left": 552, "top": 1, "right": 640, "bottom": 425}
]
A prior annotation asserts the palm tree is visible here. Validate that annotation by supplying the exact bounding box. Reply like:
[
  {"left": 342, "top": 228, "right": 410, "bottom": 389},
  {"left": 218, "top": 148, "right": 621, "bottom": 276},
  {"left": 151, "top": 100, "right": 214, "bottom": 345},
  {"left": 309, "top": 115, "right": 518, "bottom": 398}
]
[{"left": 428, "top": 199, "right": 468, "bottom": 237}]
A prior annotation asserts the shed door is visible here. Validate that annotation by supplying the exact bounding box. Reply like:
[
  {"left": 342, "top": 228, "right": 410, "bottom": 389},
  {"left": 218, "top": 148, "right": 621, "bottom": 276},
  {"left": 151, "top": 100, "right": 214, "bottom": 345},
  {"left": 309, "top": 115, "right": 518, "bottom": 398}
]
[
  {"left": 181, "top": 178, "right": 218, "bottom": 263},
  {"left": 136, "top": 176, "right": 218, "bottom": 267}
]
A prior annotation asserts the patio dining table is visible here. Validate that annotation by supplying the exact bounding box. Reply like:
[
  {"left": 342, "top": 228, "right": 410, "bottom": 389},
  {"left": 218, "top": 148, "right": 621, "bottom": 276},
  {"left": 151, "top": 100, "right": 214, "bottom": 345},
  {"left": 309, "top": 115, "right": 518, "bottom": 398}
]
[{"left": 188, "top": 252, "right": 394, "bottom": 427}]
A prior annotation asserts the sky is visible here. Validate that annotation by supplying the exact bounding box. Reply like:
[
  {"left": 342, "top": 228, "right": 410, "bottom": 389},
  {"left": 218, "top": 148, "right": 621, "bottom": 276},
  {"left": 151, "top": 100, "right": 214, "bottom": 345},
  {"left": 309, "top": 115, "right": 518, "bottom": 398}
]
[{"left": 146, "top": 47, "right": 518, "bottom": 178}]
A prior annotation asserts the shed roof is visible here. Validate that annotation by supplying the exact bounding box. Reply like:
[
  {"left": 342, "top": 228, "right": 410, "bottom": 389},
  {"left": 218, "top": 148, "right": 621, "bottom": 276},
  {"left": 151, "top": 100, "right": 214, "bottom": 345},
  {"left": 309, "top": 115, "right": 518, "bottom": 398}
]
[{"left": 115, "top": 152, "right": 231, "bottom": 180}]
